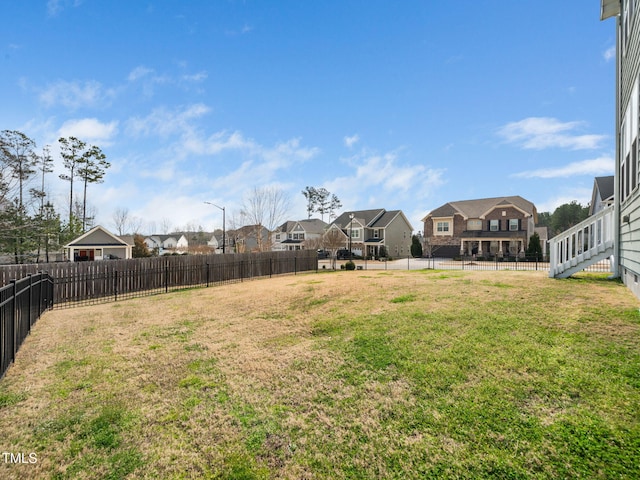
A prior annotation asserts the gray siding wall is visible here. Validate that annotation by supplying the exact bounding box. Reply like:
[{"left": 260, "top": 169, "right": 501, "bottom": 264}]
[
  {"left": 619, "top": 2, "right": 640, "bottom": 288},
  {"left": 385, "top": 216, "right": 412, "bottom": 257}
]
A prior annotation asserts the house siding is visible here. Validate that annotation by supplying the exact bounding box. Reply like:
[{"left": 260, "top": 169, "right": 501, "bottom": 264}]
[
  {"left": 614, "top": 1, "right": 640, "bottom": 297},
  {"left": 383, "top": 214, "right": 412, "bottom": 257}
]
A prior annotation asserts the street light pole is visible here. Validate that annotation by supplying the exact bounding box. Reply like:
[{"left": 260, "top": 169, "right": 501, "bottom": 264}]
[
  {"left": 205, "top": 202, "right": 226, "bottom": 254},
  {"left": 349, "top": 213, "right": 354, "bottom": 260}
]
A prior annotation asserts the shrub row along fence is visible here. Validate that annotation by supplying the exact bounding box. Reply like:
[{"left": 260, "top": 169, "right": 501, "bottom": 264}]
[
  {"left": 0, "top": 272, "right": 54, "bottom": 379},
  {"left": 0, "top": 250, "right": 317, "bottom": 309}
]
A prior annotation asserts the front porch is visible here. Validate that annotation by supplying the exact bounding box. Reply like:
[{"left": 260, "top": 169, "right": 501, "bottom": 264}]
[{"left": 459, "top": 238, "right": 526, "bottom": 258}]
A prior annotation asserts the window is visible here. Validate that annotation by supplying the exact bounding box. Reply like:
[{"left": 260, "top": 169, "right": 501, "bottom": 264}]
[
  {"left": 490, "top": 220, "right": 499, "bottom": 231},
  {"left": 509, "top": 219, "right": 519, "bottom": 231},
  {"left": 436, "top": 222, "right": 449, "bottom": 232},
  {"left": 351, "top": 229, "right": 360, "bottom": 239},
  {"left": 467, "top": 219, "right": 482, "bottom": 231},
  {"left": 373, "top": 229, "right": 379, "bottom": 239}
]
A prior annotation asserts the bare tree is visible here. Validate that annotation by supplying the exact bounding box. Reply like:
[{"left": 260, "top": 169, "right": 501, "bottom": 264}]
[
  {"left": 127, "top": 216, "right": 145, "bottom": 235},
  {"left": 112, "top": 207, "right": 130, "bottom": 235},
  {"left": 159, "top": 218, "right": 173, "bottom": 235},
  {"left": 241, "top": 186, "right": 291, "bottom": 251},
  {"left": 324, "top": 228, "right": 347, "bottom": 269}
]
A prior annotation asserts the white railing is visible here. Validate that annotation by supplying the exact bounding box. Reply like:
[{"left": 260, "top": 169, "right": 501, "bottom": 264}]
[{"left": 548, "top": 205, "right": 615, "bottom": 278}]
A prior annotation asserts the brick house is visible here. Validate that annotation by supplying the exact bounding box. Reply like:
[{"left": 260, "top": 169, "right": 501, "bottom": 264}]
[{"left": 422, "top": 196, "right": 538, "bottom": 258}]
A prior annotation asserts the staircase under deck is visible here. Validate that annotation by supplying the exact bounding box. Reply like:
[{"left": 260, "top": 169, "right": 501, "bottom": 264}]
[{"left": 548, "top": 205, "right": 615, "bottom": 279}]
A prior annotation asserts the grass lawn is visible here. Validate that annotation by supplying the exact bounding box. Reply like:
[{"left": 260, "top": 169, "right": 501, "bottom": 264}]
[{"left": 1, "top": 270, "right": 639, "bottom": 479}]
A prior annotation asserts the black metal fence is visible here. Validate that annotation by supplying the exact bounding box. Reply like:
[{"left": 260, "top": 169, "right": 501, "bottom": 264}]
[
  {"left": 46, "top": 250, "right": 317, "bottom": 308},
  {"left": 324, "top": 254, "right": 613, "bottom": 274},
  {"left": 0, "top": 272, "right": 54, "bottom": 379}
]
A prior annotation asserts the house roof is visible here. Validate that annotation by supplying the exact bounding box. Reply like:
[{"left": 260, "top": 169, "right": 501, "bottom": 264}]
[
  {"left": 331, "top": 209, "right": 385, "bottom": 228},
  {"left": 119, "top": 235, "right": 135, "bottom": 246},
  {"left": 423, "top": 196, "right": 536, "bottom": 221},
  {"left": 601, "top": 0, "right": 620, "bottom": 20},
  {"left": 330, "top": 208, "right": 413, "bottom": 232},
  {"left": 297, "top": 218, "right": 328, "bottom": 234},
  {"left": 275, "top": 218, "right": 328, "bottom": 234},
  {"left": 65, "top": 225, "right": 130, "bottom": 248},
  {"left": 589, "top": 175, "right": 615, "bottom": 215},
  {"left": 594, "top": 176, "right": 614, "bottom": 202}
]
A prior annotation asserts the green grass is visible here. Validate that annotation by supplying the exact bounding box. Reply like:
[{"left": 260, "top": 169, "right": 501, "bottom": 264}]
[{"left": 1, "top": 271, "right": 639, "bottom": 479}]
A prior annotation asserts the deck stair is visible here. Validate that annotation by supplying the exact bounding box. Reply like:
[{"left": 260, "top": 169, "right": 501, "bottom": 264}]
[{"left": 548, "top": 205, "right": 615, "bottom": 278}]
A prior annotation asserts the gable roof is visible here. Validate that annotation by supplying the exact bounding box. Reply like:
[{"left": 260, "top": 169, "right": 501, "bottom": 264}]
[
  {"left": 423, "top": 196, "right": 536, "bottom": 221},
  {"left": 297, "top": 218, "right": 328, "bottom": 234},
  {"left": 331, "top": 209, "right": 386, "bottom": 228},
  {"left": 594, "top": 176, "right": 614, "bottom": 202},
  {"left": 65, "top": 225, "right": 129, "bottom": 248}
]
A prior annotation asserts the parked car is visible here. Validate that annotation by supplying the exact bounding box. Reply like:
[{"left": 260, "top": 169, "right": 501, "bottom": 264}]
[
  {"left": 336, "top": 249, "right": 351, "bottom": 260},
  {"left": 317, "top": 249, "right": 329, "bottom": 259}
]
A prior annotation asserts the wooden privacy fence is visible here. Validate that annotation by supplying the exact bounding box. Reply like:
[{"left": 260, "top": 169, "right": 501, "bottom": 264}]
[
  {"left": 0, "top": 272, "right": 54, "bottom": 379},
  {"left": 0, "top": 250, "right": 317, "bottom": 308}
]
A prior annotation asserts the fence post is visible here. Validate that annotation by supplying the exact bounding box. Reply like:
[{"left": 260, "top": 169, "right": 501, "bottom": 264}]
[
  {"left": 28, "top": 274, "right": 33, "bottom": 333},
  {"left": 270, "top": 258, "right": 273, "bottom": 278},
  {"left": 206, "top": 263, "right": 210, "bottom": 287},
  {"left": 114, "top": 270, "right": 118, "bottom": 302},
  {"left": 295, "top": 257, "right": 297, "bottom": 275},
  {"left": 11, "top": 279, "right": 17, "bottom": 360},
  {"left": 165, "top": 265, "right": 169, "bottom": 293}
]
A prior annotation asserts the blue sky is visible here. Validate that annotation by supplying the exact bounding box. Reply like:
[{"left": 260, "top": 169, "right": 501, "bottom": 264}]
[{"left": 0, "top": 1, "right": 616, "bottom": 234}]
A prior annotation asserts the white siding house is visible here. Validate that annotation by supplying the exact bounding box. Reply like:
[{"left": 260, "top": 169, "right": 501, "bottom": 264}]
[{"left": 602, "top": 0, "right": 640, "bottom": 298}]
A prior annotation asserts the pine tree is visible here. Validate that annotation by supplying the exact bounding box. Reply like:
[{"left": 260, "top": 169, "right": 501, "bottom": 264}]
[
  {"left": 411, "top": 235, "right": 423, "bottom": 258},
  {"left": 526, "top": 232, "right": 543, "bottom": 261}
]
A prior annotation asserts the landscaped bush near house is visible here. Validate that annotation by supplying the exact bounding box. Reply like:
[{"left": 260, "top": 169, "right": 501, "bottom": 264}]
[{"left": 344, "top": 260, "right": 356, "bottom": 270}]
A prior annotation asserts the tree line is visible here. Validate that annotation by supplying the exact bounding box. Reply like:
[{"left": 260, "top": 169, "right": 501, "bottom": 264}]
[
  {"left": 538, "top": 201, "right": 591, "bottom": 237},
  {"left": 0, "top": 130, "right": 109, "bottom": 263}
]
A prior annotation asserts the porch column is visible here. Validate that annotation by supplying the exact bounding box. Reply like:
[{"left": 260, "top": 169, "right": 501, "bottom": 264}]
[
  {"left": 477, "top": 240, "right": 483, "bottom": 255},
  {"left": 460, "top": 239, "right": 465, "bottom": 255}
]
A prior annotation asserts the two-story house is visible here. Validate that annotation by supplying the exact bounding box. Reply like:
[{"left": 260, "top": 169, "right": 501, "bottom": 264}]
[
  {"left": 144, "top": 234, "right": 189, "bottom": 255},
  {"left": 326, "top": 209, "right": 413, "bottom": 258},
  {"left": 422, "top": 196, "right": 538, "bottom": 258},
  {"left": 271, "top": 219, "right": 328, "bottom": 251},
  {"left": 601, "top": 0, "right": 640, "bottom": 298}
]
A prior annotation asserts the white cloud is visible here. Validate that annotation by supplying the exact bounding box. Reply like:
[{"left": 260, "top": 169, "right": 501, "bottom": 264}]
[
  {"left": 344, "top": 134, "right": 360, "bottom": 148},
  {"left": 128, "top": 66, "right": 154, "bottom": 82},
  {"left": 126, "top": 104, "right": 211, "bottom": 138},
  {"left": 58, "top": 118, "right": 118, "bottom": 145},
  {"left": 47, "top": 0, "right": 83, "bottom": 16},
  {"left": 324, "top": 148, "right": 445, "bottom": 212},
  {"left": 226, "top": 23, "right": 254, "bottom": 36},
  {"left": 182, "top": 71, "right": 208, "bottom": 82},
  {"left": 498, "top": 117, "right": 607, "bottom": 150},
  {"left": 604, "top": 45, "right": 616, "bottom": 62},
  {"left": 512, "top": 155, "right": 614, "bottom": 179},
  {"left": 39, "top": 79, "right": 115, "bottom": 109}
]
